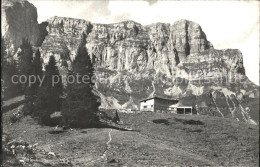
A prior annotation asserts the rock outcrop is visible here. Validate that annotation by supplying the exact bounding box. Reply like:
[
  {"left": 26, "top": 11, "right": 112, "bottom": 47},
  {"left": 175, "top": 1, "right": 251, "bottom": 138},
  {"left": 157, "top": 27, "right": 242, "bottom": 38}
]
[
  {"left": 40, "top": 16, "right": 92, "bottom": 67},
  {"left": 39, "top": 18, "right": 214, "bottom": 76},
  {"left": 1, "top": 0, "right": 40, "bottom": 54}
]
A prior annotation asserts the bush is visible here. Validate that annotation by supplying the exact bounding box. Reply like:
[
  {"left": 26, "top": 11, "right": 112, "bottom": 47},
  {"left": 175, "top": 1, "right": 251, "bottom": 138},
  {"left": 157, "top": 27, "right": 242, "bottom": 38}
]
[
  {"left": 112, "top": 111, "right": 120, "bottom": 123},
  {"left": 9, "top": 110, "right": 23, "bottom": 123},
  {"left": 1, "top": 133, "right": 23, "bottom": 166},
  {"left": 22, "top": 101, "right": 34, "bottom": 116},
  {"left": 6, "top": 140, "right": 36, "bottom": 160},
  {"left": 37, "top": 110, "right": 60, "bottom": 127}
]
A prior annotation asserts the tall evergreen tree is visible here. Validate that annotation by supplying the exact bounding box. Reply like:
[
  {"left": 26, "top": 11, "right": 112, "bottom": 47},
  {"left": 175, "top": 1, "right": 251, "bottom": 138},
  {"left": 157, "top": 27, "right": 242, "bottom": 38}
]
[
  {"left": 33, "top": 49, "right": 43, "bottom": 81},
  {"left": 17, "top": 39, "right": 34, "bottom": 87},
  {"left": 1, "top": 37, "right": 22, "bottom": 99},
  {"left": 32, "top": 49, "right": 43, "bottom": 91},
  {"left": 62, "top": 33, "right": 100, "bottom": 128},
  {"left": 35, "top": 55, "right": 62, "bottom": 125},
  {"left": 17, "top": 39, "right": 35, "bottom": 114},
  {"left": 27, "top": 49, "right": 44, "bottom": 116}
]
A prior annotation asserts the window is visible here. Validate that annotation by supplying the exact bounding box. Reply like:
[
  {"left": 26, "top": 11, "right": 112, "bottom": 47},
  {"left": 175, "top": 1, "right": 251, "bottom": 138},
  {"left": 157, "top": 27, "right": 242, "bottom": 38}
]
[
  {"left": 185, "top": 108, "right": 192, "bottom": 114},
  {"left": 143, "top": 106, "right": 147, "bottom": 108}
]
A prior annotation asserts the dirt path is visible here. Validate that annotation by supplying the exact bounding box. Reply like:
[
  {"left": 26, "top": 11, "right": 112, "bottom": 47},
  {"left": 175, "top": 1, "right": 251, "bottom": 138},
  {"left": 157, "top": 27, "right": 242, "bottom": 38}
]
[
  {"left": 85, "top": 129, "right": 113, "bottom": 166},
  {"left": 101, "top": 129, "right": 113, "bottom": 166}
]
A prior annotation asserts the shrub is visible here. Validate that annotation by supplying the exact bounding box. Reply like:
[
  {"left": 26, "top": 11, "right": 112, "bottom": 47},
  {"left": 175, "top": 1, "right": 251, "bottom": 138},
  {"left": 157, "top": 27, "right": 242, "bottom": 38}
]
[{"left": 9, "top": 110, "right": 23, "bottom": 123}]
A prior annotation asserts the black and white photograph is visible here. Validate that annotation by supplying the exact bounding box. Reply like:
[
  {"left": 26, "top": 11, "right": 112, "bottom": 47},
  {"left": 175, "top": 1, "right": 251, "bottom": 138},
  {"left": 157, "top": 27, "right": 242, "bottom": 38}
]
[{"left": 1, "top": 0, "right": 259, "bottom": 166}]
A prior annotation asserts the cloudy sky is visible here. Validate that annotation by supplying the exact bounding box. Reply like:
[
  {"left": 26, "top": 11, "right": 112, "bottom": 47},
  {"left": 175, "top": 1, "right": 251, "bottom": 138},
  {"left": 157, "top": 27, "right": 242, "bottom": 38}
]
[{"left": 29, "top": 0, "right": 259, "bottom": 85}]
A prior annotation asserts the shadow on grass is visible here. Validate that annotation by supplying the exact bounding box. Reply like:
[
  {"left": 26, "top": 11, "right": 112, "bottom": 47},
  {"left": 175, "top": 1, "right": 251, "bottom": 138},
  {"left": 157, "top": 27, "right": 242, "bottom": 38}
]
[
  {"left": 186, "top": 129, "right": 203, "bottom": 132},
  {"left": 48, "top": 123, "right": 137, "bottom": 135},
  {"left": 50, "top": 110, "right": 138, "bottom": 132},
  {"left": 152, "top": 119, "right": 170, "bottom": 125},
  {"left": 152, "top": 118, "right": 204, "bottom": 126},
  {"left": 48, "top": 130, "right": 67, "bottom": 134},
  {"left": 173, "top": 118, "right": 204, "bottom": 125},
  {"left": 97, "top": 123, "right": 137, "bottom": 132}
]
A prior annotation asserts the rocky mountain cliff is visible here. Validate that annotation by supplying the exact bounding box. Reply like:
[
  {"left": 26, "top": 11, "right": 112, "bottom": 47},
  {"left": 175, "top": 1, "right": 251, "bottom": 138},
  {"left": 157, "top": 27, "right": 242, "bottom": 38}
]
[
  {"left": 1, "top": 0, "right": 40, "bottom": 54},
  {"left": 1, "top": 0, "right": 259, "bottom": 124}
]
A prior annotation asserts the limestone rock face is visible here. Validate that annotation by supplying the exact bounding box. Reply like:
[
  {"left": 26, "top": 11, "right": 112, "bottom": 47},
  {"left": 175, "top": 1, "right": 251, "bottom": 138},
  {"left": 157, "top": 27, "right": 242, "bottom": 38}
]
[
  {"left": 84, "top": 20, "right": 213, "bottom": 75},
  {"left": 86, "top": 21, "right": 150, "bottom": 72},
  {"left": 40, "top": 18, "right": 213, "bottom": 76},
  {"left": 176, "top": 49, "right": 246, "bottom": 80},
  {"left": 1, "top": 0, "right": 40, "bottom": 53},
  {"left": 40, "top": 16, "right": 93, "bottom": 67},
  {"left": 170, "top": 20, "right": 213, "bottom": 61}
]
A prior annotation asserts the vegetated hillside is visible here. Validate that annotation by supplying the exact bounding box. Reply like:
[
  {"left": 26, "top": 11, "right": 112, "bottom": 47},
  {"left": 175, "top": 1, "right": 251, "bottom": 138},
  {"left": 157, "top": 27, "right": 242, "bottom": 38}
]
[
  {"left": 1, "top": 0, "right": 259, "bottom": 125},
  {"left": 2, "top": 106, "right": 259, "bottom": 166}
]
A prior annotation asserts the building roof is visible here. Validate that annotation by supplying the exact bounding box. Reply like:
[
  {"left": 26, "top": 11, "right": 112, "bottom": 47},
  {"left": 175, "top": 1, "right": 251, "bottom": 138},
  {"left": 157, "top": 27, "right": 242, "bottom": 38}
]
[{"left": 139, "top": 96, "right": 179, "bottom": 102}]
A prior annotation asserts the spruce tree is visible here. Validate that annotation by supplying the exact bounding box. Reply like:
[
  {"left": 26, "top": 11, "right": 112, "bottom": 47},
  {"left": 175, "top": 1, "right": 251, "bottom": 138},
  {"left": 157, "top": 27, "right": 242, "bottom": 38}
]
[
  {"left": 4, "top": 60, "right": 22, "bottom": 99},
  {"left": 29, "top": 49, "right": 44, "bottom": 116},
  {"left": 17, "top": 39, "right": 35, "bottom": 114},
  {"left": 17, "top": 39, "right": 34, "bottom": 88},
  {"left": 33, "top": 49, "right": 43, "bottom": 82},
  {"left": 32, "top": 49, "right": 43, "bottom": 92},
  {"left": 1, "top": 37, "right": 22, "bottom": 99},
  {"left": 62, "top": 33, "right": 100, "bottom": 128},
  {"left": 35, "top": 55, "right": 62, "bottom": 125}
]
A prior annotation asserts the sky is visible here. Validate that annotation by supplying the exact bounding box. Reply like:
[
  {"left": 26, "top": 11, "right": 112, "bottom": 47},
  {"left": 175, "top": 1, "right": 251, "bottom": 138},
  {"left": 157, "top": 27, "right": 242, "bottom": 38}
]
[{"left": 29, "top": 0, "right": 259, "bottom": 85}]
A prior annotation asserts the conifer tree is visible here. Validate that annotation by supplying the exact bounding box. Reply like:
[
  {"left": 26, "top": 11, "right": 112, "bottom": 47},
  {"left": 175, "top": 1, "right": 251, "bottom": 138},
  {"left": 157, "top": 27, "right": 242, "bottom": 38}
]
[
  {"left": 32, "top": 49, "right": 43, "bottom": 92},
  {"left": 17, "top": 39, "right": 34, "bottom": 88},
  {"left": 1, "top": 37, "right": 22, "bottom": 99},
  {"left": 33, "top": 49, "right": 43, "bottom": 82},
  {"left": 62, "top": 33, "right": 100, "bottom": 128},
  {"left": 35, "top": 55, "right": 62, "bottom": 125},
  {"left": 28, "top": 49, "right": 44, "bottom": 116},
  {"left": 4, "top": 60, "right": 22, "bottom": 99},
  {"left": 17, "top": 39, "right": 35, "bottom": 114}
]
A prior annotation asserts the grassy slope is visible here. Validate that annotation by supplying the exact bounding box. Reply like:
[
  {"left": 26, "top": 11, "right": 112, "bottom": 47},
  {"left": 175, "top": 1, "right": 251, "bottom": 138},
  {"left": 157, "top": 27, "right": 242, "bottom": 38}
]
[
  {"left": 117, "top": 112, "right": 259, "bottom": 166},
  {"left": 2, "top": 106, "right": 259, "bottom": 166}
]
